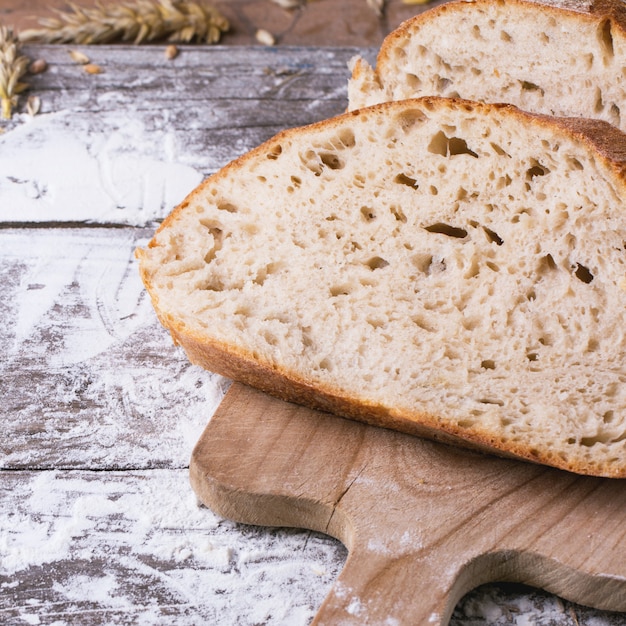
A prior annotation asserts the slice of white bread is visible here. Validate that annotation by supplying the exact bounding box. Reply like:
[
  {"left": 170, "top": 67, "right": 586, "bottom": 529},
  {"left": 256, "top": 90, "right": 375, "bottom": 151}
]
[
  {"left": 348, "top": 0, "right": 626, "bottom": 132},
  {"left": 137, "top": 97, "right": 626, "bottom": 478}
]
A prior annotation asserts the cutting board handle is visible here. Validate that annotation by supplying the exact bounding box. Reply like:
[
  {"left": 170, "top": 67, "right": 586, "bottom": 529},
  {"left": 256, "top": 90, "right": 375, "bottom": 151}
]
[{"left": 190, "top": 383, "right": 626, "bottom": 624}]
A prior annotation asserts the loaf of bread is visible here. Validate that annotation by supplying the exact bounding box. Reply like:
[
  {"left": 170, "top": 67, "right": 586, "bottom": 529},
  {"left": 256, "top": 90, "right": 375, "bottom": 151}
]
[
  {"left": 137, "top": 97, "right": 626, "bottom": 478},
  {"left": 348, "top": 0, "right": 626, "bottom": 132}
]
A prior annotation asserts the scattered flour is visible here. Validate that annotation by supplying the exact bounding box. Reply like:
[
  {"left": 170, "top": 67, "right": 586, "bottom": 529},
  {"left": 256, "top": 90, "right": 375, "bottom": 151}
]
[
  {"left": 0, "top": 111, "right": 203, "bottom": 225},
  {"left": 0, "top": 470, "right": 346, "bottom": 625}
]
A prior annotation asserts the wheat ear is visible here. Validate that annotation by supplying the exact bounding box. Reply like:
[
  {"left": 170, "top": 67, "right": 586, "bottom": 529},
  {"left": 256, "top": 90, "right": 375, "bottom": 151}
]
[
  {"left": 0, "top": 26, "right": 30, "bottom": 120},
  {"left": 19, "top": 0, "right": 229, "bottom": 45}
]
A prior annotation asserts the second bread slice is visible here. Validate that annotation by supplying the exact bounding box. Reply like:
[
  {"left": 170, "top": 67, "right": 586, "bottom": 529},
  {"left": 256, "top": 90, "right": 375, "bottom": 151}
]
[{"left": 349, "top": 0, "right": 626, "bottom": 131}]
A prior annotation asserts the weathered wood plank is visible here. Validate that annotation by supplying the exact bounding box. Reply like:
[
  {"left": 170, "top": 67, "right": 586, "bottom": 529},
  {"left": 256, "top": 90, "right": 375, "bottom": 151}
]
[{"left": 0, "top": 228, "right": 227, "bottom": 469}]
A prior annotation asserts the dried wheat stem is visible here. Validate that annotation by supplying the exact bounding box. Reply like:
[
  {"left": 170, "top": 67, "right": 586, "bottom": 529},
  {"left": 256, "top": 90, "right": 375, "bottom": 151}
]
[
  {"left": 0, "top": 26, "right": 30, "bottom": 120},
  {"left": 19, "top": 0, "right": 229, "bottom": 45}
]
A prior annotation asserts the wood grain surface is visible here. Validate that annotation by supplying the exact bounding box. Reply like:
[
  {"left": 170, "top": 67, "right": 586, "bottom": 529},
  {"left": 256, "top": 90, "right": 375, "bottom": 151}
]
[
  {"left": 2, "top": 42, "right": 626, "bottom": 625},
  {"left": 191, "top": 383, "right": 626, "bottom": 625}
]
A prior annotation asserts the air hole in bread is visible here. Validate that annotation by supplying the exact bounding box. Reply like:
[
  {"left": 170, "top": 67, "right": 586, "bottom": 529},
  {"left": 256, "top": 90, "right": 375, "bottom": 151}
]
[
  {"left": 490, "top": 142, "right": 509, "bottom": 157},
  {"left": 610, "top": 103, "right": 621, "bottom": 126},
  {"left": 496, "top": 174, "right": 512, "bottom": 189},
  {"left": 599, "top": 19, "right": 614, "bottom": 59},
  {"left": 217, "top": 201, "right": 238, "bottom": 213},
  {"left": 201, "top": 277, "right": 224, "bottom": 292},
  {"left": 526, "top": 159, "right": 550, "bottom": 180},
  {"left": 204, "top": 227, "right": 223, "bottom": 263},
  {"left": 537, "top": 253, "right": 557, "bottom": 275},
  {"left": 436, "top": 76, "right": 453, "bottom": 92},
  {"left": 262, "top": 330, "right": 279, "bottom": 347},
  {"left": 253, "top": 262, "right": 281, "bottom": 286},
  {"left": 500, "top": 31, "right": 512, "bottom": 43},
  {"left": 428, "top": 131, "right": 479, "bottom": 158},
  {"left": 365, "top": 256, "right": 389, "bottom": 270},
  {"left": 361, "top": 206, "right": 376, "bottom": 221},
  {"left": 587, "top": 338, "right": 599, "bottom": 352},
  {"left": 337, "top": 129, "right": 356, "bottom": 148},
  {"left": 481, "top": 359, "right": 496, "bottom": 369},
  {"left": 479, "top": 397, "right": 504, "bottom": 406},
  {"left": 291, "top": 175, "right": 302, "bottom": 187},
  {"left": 353, "top": 175, "right": 366, "bottom": 189},
  {"left": 520, "top": 81, "right": 545, "bottom": 96},
  {"left": 424, "top": 222, "right": 468, "bottom": 239},
  {"left": 574, "top": 262, "right": 594, "bottom": 284},
  {"left": 394, "top": 108, "right": 427, "bottom": 132},
  {"left": 319, "top": 152, "right": 344, "bottom": 170},
  {"left": 580, "top": 436, "right": 601, "bottom": 447},
  {"left": 603, "top": 410, "right": 615, "bottom": 423},
  {"left": 483, "top": 226, "right": 503, "bottom": 245},
  {"left": 394, "top": 172, "right": 419, "bottom": 189},
  {"left": 267, "top": 144, "right": 282, "bottom": 160},
  {"left": 300, "top": 150, "right": 324, "bottom": 175},
  {"left": 527, "top": 352, "right": 538, "bottom": 362},
  {"left": 330, "top": 284, "right": 352, "bottom": 296},
  {"left": 318, "top": 358, "right": 333, "bottom": 371},
  {"left": 405, "top": 72, "right": 421, "bottom": 89},
  {"left": 430, "top": 185, "right": 439, "bottom": 195},
  {"left": 594, "top": 87, "right": 604, "bottom": 114},
  {"left": 412, "top": 253, "right": 433, "bottom": 273},
  {"left": 390, "top": 205, "right": 407, "bottom": 222},
  {"left": 486, "top": 261, "right": 500, "bottom": 272},
  {"left": 464, "top": 257, "right": 480, "bottom": 279},
  {"left": 411, "top": 314, "right": 436, "bottom": 332},
  {"left": 367, "top": 316, "right": 386, "bottom": 329},
  {"left": 566, "top": 157, "right": 584, "bottom": 171}
]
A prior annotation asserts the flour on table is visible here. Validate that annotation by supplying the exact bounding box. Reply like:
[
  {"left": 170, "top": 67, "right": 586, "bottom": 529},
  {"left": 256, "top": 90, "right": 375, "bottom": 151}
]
[
  {"left": 0, "top": 111, "right": 202, "bottom": 225},
  {"left": 0, "top": 470, "right": 346, "bottom": 625}
]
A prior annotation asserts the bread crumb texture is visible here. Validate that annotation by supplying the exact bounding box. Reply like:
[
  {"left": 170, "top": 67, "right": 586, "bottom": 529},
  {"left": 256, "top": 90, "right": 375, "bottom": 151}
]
[
  {"left": 139, "top": 98, "right": 626, "bottom": 477},
  {"left": 348, "top": 0, "right": 626, "bottom": 132}
]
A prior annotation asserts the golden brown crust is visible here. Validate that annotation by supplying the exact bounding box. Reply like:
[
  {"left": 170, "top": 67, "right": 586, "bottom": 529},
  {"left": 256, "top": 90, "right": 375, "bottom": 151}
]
[{"left": 167, "top": 323, "right": 626, "bottom": 478}]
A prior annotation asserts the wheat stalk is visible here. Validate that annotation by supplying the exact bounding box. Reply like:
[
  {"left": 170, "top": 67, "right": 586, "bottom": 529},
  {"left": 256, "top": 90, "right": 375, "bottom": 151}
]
[
  {"left": 0, "top": 26, "right": 30, "bottom": 120},
  {"left": 19, "top": 0, "right": 229, "bottom": 45}
]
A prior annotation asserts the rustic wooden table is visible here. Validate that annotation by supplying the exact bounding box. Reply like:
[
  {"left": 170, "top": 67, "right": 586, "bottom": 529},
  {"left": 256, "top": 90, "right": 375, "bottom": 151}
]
[{"left": 1, "top": 43, "right": 624, "bottom": 625}]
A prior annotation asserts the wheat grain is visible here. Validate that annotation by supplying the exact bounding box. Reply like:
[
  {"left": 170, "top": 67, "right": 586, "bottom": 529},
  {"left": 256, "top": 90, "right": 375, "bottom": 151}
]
[
  {"left": 165, "top": 43, "right": 179, "bottom": 59},
  {"left": 255, "top": 28, "right": 276, "bottom": 46},
  {"left": 0, "top": 25, "right": 30, "bottom": 120},
  {"left": 19, "top": 0, "right": 229, "bottom": 45}
]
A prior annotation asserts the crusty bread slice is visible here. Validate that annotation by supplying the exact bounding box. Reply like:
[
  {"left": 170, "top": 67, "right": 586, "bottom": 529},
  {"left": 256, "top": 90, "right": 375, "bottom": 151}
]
[
  {"left": 137, "top": 97, "right": 626, "bottom": 478},
  {"left": 348, "top": 0, "right": 626, "bottom": 132}
]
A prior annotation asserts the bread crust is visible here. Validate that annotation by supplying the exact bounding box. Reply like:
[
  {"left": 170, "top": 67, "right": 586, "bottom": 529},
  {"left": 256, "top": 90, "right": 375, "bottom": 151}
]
[{"left": 137, "top": 97, "right": 626, "bottom": 479}]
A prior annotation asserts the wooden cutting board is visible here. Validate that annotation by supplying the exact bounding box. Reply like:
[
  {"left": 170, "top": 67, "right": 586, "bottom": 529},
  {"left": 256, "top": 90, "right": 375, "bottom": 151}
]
[{"left": 190, "top": 382, "right": 626, "bottom": 625}]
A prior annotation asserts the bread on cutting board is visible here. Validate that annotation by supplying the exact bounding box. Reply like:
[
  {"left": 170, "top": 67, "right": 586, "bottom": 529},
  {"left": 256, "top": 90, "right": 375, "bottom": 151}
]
[
  {"left": 137, "top": 97, "right": 626, "bottom": 478},
  {"left": 348, "top": 0, "right": 626, "bottom": 131}
]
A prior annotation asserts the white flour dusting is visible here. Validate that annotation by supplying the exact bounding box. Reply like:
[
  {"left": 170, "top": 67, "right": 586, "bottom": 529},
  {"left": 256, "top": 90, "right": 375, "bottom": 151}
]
[
  {"left": 0, "top": 111, "right": 202, "bottom": 225},
  {"left": 0, "top": 470, "right": 346, "bottom": 625}
]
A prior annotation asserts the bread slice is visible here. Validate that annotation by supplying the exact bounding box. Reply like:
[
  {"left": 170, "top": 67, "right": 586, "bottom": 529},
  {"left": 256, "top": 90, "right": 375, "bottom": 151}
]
[
  {"left": 137, "top": 97, "right": 626, "bottom": 478},
  {"left": 348, "top": 0, "right": 626, "bottom": 132}
]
